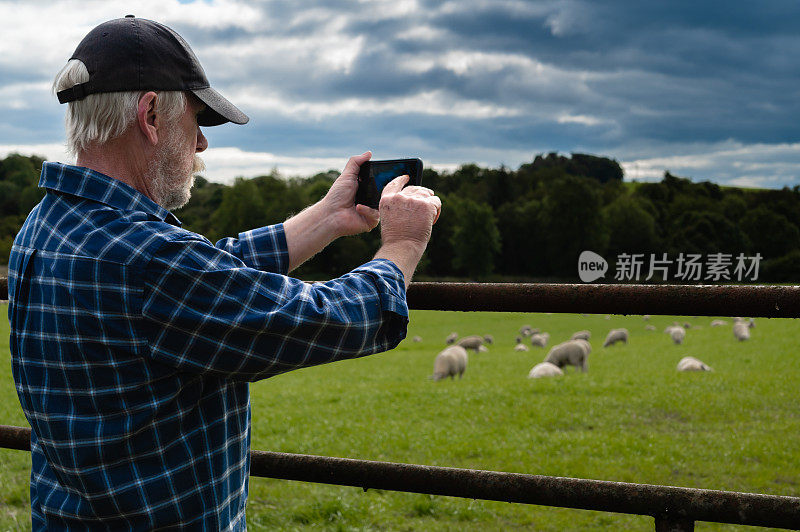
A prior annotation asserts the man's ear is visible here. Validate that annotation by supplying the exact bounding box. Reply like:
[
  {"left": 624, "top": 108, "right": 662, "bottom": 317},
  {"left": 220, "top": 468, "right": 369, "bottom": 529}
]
[{"left": 136, "top": 92, "right": 160, "bottom": 146}]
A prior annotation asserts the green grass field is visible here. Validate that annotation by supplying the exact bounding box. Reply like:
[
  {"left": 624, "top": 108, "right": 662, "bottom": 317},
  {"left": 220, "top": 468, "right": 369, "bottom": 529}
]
[{"left": 1, "top": 303, "right": 799, "bottom": 530}]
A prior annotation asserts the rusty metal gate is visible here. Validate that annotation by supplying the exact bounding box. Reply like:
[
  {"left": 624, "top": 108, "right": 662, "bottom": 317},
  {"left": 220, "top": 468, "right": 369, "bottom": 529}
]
[{"left": 2, "top": 278, "right": 799, "bottom": 530}]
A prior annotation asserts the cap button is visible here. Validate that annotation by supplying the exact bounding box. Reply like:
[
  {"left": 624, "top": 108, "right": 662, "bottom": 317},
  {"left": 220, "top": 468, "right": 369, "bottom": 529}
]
[{"left": 125, "top": 14, "right": 135, "bottom": 18}]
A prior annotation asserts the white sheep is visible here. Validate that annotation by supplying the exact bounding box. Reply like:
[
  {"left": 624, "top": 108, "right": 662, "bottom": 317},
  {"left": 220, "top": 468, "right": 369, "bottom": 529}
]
[
  {"left": 519, "top": 325, "right": 533, "bottom": 337},
  {"left": 733, "top": 321, "right": 750, "bottom": 341},
  {"left": 514, "top": 338, "right": 529, "bottom": 352},
  {"left": 457, "top": 335, "right": 485, "bottom": 353},
  {"left": 677, "top": 356, "right": 712, "bottom": 372},
  {"left": 710, "top": 319, "right": 728, "bottom": 327},
  {"left": 530, "top": 332, "right": 550, "bottom": 348},
  {"left": 432, "top": 346, "right": 468, "bottom": 381},
  {"left": 545, "top": 340, "right": 590, "bottom": 372},
  {"left": 412, "top": 336, "right": 422, "bottom": 343},
  {"left": 602, "top": 328, "right": 628, "bottom": 347},
  {"left": 528, "top": 361, "right": 564, "bottom": 378},
  {"left": 445, "top": 332, "right": 458, "bottom": 344},
  {"left": 669, "top": 326, "right": 686, "bottom": 345},
  {"left": 570, "top": 330, "right": 591, "bottom": 341},
  {"left": 645, "top": 325, "right": 656, "bottom": 331}
]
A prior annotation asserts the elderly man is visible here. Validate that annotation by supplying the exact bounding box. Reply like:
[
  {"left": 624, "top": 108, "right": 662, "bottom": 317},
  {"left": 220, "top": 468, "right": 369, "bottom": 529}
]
[{"left": 7, "top": 16, "right": 440, "bottom": 530}]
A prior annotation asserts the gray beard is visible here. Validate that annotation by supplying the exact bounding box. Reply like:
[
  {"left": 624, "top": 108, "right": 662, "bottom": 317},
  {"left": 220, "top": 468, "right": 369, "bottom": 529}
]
[{"left": 148, "top": 133, "right": 205, "bottom": 211}]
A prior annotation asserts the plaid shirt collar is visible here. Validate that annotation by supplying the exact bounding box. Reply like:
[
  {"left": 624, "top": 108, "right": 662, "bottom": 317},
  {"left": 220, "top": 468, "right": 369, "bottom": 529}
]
[{"left": 39, "top": 161, "right": 183, "bottom": 227}]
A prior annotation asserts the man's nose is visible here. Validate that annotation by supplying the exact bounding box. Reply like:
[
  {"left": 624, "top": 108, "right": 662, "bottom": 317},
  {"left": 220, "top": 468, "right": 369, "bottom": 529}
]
[{"left": 196, "top": 127, "right": 208, "bottom": 152}]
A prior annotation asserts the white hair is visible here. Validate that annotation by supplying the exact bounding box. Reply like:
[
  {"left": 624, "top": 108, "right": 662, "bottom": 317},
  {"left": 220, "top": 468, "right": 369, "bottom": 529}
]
[{"left": 52, "top": 59, "right": 187, "bottom": 156}]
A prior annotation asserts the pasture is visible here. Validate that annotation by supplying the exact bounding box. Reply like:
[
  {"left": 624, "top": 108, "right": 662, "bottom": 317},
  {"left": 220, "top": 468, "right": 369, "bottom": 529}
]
[{"left": 1, "top": 303, "right": 799, "bottom": 530}]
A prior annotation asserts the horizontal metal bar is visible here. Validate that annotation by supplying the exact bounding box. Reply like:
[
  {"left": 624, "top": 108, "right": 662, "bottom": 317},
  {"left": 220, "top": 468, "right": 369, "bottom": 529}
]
[
  {"left": 407, "top": 282, "right": 800, "bottom": 317},
  {"left": 2, "top": 277, "right": 799, "bottom": 317},
  {"left": 1, "top": 425, "right": 798, "bottom": 529}
]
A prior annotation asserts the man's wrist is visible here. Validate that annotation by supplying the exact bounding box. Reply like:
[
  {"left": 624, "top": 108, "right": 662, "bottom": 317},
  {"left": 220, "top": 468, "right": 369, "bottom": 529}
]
[{"left": 373, "top": 240, "right": 427, "bottom": 289}]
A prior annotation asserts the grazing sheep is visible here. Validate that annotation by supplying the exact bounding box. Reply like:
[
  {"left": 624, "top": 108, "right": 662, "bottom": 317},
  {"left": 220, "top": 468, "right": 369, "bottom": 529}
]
[
  {"left": 733, "top": 321, "right": 750, "bottom": 341},
  {"left": 603, "top": 328, "right": 628, "bottom": 347},
  {"left": 528, "top": 361, "right": 564, "bottom": 378},
  {"left": 432, "top": 346, "right": 468, "bottom": 380},
  {"left": 530, "top": 332, "right": 550, "bottom": 348},
  {"left": 445, "top": 332, "right": 458, "bottom": 344},
  {"left": 645, "top": 325, "right": 656, "bottom": 331},
  {"left": 457, "top": 335, "right": 485, "bottom": 353},
  {"left": 519, "top": 325, "right": 533, "bottom": 337},
  {"left": 668, "top": 326, "right": 686, "bottom": 345},
  {"left": 677, "top": 356, "right": 712, "bottom": 372},
  {"left": 573, "top": 338, "right": 592, "bottom": 356},
  {"left": 514, "top": 338, "right": 529, "bottom": 352},
  {"left": 412, "top": 336, "right": 422, "bottom": 343},
  {"left": 483, "top": 334, "right": 494, "bottom": 345},
  {"left": 683, "top": 322, "right": 692, "bottom": 329},
  {"left": 710, "top": 319, "right": 728, "bottom": 327},
  {"left": 571, "top": 330, "right": 591, "bottom": 341},
  {"left": 545, "top": 340, "right": 589, "bottom": 372}
]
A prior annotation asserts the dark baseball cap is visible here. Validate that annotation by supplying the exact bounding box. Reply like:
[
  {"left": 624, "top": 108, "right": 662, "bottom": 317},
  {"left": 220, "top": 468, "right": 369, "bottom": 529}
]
[{"left": 56, "top": 15, "right": 248, "bottom": 127}]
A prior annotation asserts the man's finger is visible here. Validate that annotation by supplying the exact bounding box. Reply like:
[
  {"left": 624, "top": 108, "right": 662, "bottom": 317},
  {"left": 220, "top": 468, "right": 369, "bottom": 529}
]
[
  {"left": 381, "top": 174, "right": 410, "bottom": 196},
  {"left": 429, "top": 196, "right": 442, "bottom": 224},
  {"left": 342, "top": 151, "right": 372, "bottom": 177}
]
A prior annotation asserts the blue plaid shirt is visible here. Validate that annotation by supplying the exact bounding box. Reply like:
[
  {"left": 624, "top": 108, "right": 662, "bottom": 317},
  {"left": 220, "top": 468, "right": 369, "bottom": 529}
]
[{"left": 7, "top": 162, "right": 408, "bottom": 530}]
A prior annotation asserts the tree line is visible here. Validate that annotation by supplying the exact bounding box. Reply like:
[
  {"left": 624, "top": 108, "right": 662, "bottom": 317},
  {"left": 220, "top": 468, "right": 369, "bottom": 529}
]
[{"left": 1, "top": 152, "right": 799, "bottom": 282}]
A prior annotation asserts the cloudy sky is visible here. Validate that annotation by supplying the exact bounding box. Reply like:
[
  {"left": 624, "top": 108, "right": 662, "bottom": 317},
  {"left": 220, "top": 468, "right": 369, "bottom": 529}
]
[{"left": 1, "top": 0, "right": 798, "bottom": 188}]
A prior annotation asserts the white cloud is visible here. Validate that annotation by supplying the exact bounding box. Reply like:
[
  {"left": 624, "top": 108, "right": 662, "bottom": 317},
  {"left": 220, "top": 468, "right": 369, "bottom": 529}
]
[
  {"left": 0, "top": 143, "right": 71, "bottom": 164},
  {"left": 621, "top": 141, "right": 800, "bottom": 187},
  {"left": 227, "top": 87, "right": 522, "bottom": 120},
  {"left": 0, "top": 1, "right": 264, "bottom": 78}
]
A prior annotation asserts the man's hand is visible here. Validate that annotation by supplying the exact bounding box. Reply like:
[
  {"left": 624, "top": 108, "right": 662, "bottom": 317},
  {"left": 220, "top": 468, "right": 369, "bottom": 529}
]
[
  {"left": 284, "top": 151, "right": 379, "bottom": 271},
  {"left": 321, "top": 151, "right": 380, "bottom": 238},
  {"left": 373, "top": 174, "right": 442, "bottom": 288}
]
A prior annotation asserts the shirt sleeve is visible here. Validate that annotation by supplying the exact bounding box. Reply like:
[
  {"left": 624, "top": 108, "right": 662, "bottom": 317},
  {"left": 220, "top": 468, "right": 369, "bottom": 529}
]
[
  {"left": 214, "top": 223, "right": 290, "bottom": 274},
  {"left": 141, "top": 235, "right": 408, "bottom": 381}
]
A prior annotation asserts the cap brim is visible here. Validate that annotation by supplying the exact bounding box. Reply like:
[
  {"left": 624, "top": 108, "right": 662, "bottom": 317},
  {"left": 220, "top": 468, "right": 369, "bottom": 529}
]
[{"left": 192, "top": 87, "right": 249, "bottom": 127}]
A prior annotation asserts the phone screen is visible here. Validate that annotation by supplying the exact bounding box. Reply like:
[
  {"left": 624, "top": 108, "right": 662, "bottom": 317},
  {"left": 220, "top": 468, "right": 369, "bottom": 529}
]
[{"left": 356, "top": 158, "right": 423, "bottom": 209}]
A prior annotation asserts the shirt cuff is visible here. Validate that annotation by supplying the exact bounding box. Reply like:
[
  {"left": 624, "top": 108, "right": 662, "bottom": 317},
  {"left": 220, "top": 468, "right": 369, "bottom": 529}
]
[{"left": 351, "top": 258, "right": 408, "bottom": 318}]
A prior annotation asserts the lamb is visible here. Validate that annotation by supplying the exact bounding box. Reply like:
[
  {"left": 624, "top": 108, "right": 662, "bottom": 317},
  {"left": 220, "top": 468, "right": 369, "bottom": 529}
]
[
  {"left": 669, "top": 326, "right": 686, "bottom": 345},
  {"left": 432, "top": 346, "right": 468, "bottom": 381},
  {"left": 710, "top": 319, "right": 728, "bottom": 327},
  {"left": 456, "top": 335, "right": 485, "bottom": 353},
  {"left": 445, "top": 332, "right": 458, "bottom": 344},
  {"left": 530, "top": 332, "right": 549, "bottom": 348},
  {"left": 528, "top": 361, "right": 564, "bottom": 378},
  {"left": 571, "top": 330, "right": 591, "bottom": 341},
  {"left": 602, "top": 328, "right": 628, "bottom": 347},
  {"left": 733, "top": 321, "right": 750, "bottom": 341},
  {"left": 544, "top": 339, "right": 590, "bottom": 372},
  {"left": 677, "top": 356, "right": 712, "bottom": 372}
]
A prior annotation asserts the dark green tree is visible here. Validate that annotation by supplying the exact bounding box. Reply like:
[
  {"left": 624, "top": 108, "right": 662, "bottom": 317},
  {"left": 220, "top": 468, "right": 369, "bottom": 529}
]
[{"left": 448, "top": 196, "right": 501, "bottom": 279}]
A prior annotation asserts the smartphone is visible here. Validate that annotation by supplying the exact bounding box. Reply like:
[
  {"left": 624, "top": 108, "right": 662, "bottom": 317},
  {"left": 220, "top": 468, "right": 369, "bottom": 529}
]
[{"left": 355, "top": 158, "right": 423, "bottom": 209}]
